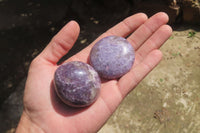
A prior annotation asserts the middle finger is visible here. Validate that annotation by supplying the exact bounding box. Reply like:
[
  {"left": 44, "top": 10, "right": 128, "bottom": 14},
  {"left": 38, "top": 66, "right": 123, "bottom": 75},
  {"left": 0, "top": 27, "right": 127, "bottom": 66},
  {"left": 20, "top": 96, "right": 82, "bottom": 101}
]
[{"left": 127, "top": 12, "right": 169, "bottom": 50}]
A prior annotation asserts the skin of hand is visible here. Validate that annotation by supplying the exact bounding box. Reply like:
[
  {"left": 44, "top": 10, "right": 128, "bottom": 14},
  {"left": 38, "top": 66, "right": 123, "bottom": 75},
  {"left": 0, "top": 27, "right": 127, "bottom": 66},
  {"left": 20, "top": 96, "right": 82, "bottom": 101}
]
[{"left": 16, "top": 12, "right": 172, "bottom": 133}]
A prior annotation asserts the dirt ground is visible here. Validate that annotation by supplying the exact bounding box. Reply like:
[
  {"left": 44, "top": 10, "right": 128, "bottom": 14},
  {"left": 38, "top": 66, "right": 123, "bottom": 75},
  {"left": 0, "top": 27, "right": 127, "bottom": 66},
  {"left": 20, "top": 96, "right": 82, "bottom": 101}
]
[
  {"left": 99, "top": 26, "right": 200, "bottom": 133},
  {"left": 1, "top": 1, "right": 200, "bottom": 133}
]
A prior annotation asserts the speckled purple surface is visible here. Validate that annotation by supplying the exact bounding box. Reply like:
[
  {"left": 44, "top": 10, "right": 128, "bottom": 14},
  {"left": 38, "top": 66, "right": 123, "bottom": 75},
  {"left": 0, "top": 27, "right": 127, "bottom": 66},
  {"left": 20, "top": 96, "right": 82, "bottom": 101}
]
[
  {"left": 90, "top": 35, "right": 135, "bottom": 79},
  {"left": 54, "top": 61, "right": 101, "bottom": 107}
]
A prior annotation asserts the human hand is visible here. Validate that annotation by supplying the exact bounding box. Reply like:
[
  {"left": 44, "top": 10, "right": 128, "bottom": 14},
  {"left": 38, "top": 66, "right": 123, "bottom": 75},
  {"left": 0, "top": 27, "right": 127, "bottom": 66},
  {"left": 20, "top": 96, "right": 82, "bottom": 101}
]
[{"left": 16, "top": 12, "right": 172, "bottom": 133}]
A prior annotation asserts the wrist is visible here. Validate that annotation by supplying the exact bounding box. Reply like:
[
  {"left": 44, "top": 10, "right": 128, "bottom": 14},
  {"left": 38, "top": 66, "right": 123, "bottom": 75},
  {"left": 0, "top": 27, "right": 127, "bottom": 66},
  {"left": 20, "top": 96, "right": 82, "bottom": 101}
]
[{"left": 16, "top": 111, "right": 44, "bottom": 133}]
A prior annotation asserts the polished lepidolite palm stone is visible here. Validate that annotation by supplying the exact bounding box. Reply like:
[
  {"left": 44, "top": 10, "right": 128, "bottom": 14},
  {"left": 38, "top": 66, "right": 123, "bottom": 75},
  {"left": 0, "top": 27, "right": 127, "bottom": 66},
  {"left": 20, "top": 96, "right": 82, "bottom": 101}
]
[
  {"left": 54, "top": 61, "right": 101, "bottom": 107},
  {"left": 90, "top": 35, "right": 135, "bottom": 79}
]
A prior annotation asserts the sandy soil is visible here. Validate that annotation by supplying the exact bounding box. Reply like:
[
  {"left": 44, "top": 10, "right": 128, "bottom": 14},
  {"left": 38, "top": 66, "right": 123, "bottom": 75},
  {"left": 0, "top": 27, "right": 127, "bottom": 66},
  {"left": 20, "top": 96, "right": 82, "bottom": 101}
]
[
  {"left": 99, "top": 26, "right": 200, "bottom": 133},
  {"left": 1, "top": 1, "right": 200, "bottom": 133}
]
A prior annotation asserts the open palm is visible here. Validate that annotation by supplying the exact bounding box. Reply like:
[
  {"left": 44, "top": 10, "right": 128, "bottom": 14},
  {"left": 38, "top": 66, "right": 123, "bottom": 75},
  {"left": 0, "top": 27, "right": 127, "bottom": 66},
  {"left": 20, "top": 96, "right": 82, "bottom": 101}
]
[{"left": 17, "top": 12, "right": 172, "bottom": 133}]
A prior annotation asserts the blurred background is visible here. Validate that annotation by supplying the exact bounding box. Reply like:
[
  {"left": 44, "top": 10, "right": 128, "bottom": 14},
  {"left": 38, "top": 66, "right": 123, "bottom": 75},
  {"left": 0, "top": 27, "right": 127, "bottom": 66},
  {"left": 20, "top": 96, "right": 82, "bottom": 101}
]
[{"left": 0, "top": 0, "right": 200, "bottom": 132}]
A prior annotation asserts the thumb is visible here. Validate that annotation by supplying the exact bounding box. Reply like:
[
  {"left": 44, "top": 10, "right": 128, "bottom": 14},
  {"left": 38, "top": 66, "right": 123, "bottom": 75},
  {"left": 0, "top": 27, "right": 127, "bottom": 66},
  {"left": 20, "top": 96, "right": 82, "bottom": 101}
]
[{"left": 39, "top": 21, "right": 80, "bottom": 64}]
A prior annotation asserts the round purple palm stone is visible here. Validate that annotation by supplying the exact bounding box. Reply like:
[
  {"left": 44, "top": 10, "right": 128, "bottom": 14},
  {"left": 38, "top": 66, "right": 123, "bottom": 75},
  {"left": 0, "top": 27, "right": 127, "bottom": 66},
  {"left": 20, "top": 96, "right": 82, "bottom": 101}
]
[
  {"left": 54, "top": 61, "right": 101, "bottom": 107},
  {"left": 90, "top": 35, "right": 135, "bottom": 79}
]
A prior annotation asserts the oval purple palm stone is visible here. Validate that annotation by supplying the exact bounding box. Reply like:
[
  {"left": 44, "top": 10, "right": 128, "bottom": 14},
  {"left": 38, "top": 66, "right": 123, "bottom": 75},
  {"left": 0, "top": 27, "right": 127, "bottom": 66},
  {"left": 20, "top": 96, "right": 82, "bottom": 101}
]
[
  {"left": 54, "top": 61, "right": 101, "bottom": 107},
  {"left": 90, "top": 35, "right": 135, "bottom": 79}
]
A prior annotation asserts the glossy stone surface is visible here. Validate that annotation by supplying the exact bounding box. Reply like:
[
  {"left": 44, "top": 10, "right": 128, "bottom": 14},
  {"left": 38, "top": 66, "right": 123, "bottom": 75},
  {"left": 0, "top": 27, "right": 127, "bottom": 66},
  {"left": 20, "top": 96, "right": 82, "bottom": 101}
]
[
  {"left": 90, "top": 35, "right": 135, "bottom": 79},
  {"left": 54, "top": 61, "right": 101, "bottom": 107}
]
